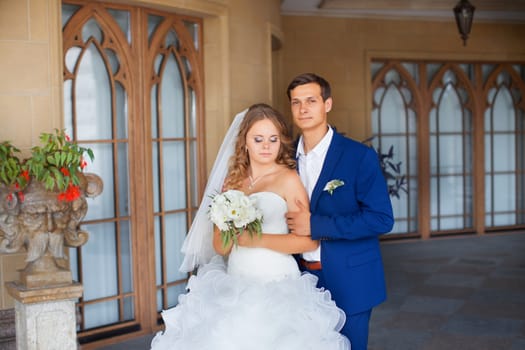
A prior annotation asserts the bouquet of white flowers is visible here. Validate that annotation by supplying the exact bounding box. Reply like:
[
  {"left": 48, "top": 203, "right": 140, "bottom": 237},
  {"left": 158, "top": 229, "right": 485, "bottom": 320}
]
[{"left": 209, "top": 189, "right": 263, "bottom": 247}]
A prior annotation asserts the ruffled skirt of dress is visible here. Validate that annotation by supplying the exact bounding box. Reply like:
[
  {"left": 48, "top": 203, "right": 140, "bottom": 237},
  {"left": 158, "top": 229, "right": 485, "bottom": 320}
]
[{"left": 150, "top": 256, "right": 350, "bottom": 350}]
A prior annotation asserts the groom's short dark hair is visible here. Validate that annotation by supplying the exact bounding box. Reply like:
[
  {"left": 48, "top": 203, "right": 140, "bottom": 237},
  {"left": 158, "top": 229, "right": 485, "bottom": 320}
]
[{"left": 286, "top": 73, "right": 331, "bottom": 101}]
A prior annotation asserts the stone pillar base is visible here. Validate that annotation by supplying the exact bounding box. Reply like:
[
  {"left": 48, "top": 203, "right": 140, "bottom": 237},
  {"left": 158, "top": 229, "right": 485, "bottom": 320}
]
[
  {"left": 6, "top": 282, "right": 83, "bottom": 350},
  {"left": 19, "top": 269, "right": 73, "bottom": 289}
]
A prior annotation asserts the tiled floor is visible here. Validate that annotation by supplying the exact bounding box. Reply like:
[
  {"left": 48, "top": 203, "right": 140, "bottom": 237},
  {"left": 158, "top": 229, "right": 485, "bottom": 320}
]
[
  {"left": 98, "top": 232, "right": 525, "bottom": 350},
  {"left": 369, "top": 232, "right": 525, "bottom": 350}
]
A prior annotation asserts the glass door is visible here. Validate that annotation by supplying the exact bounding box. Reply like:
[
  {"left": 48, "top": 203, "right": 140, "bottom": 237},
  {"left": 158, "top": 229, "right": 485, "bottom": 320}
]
[{"left": 62, "top": 1, "right": 204, "bottom": 344}]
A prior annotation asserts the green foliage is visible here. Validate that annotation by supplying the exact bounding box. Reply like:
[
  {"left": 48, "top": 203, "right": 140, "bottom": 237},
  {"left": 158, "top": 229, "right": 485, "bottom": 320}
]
[
  {"left": 220, "top": 219, "right": 262, "bottom": 248},
  {"left": 0, "top": 141, "right": 22, "bottom": 186},
  {"left": 0, "top": 129, "right": 94, "bottom": 192},
  {"left": 376, "top": 145, "right": 408, "bottom": 199},
  {"left": 363, "top": 137, "right": 408, "bottom": 199}
]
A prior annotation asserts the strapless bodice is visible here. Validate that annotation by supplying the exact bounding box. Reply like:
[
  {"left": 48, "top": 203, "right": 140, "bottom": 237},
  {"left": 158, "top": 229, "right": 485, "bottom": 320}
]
[
  {"left": 227, "top": 192, "right": 300, "bottom": 282},
  {"left": 250, "top": 192, "right": 288, "bottom": 234}
]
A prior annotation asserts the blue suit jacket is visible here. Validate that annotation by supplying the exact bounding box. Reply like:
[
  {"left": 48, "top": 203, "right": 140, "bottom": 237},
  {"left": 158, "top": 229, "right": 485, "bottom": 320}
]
[{"left": 307, "top": 131, "right": 394, "bottom": 315}]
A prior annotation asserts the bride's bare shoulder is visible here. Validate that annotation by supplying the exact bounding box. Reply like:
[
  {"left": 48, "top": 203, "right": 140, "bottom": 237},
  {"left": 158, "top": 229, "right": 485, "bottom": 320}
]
[
  {"left": 279, "top": 168, "right": 301, "bottom": 183},
  {"left": 275, "top": 168, "right": 305, "bottom": 193}
]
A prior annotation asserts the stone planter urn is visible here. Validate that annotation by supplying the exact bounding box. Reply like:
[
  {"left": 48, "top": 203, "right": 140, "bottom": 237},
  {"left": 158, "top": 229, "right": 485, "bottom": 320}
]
[
  {"left": 1, "top": 130, "right": 101, "bottom": 348},
  {"left": 0, "top": 173, "right": 103, "bottom": 288}
]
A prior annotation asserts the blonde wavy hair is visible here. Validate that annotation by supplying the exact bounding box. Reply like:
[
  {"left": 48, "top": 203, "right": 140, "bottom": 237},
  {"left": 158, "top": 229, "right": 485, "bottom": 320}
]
[{"left": 223, "top": 103, "right": 296, "bottom": 190}]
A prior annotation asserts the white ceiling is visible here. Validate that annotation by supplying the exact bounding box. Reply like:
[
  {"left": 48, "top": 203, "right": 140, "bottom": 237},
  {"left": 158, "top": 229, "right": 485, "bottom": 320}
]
[{"left": 281, "top": 0, "right": 525, "bottom": 22}]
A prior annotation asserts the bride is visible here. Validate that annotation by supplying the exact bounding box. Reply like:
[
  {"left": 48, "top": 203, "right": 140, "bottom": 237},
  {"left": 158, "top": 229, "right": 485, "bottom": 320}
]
[{"left": 150, "top": 104, "right": 350, "bottom": 350}]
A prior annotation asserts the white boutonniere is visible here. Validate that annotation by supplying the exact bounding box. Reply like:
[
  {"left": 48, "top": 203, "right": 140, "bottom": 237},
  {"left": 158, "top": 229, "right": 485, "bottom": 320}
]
[{"left": 323, "top": 179, "right": 345, "bottom": 195}]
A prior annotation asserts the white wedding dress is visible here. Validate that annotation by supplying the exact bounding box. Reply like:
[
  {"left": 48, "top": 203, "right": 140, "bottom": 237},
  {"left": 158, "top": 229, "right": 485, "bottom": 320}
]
[{"left": 150, "top": 192, "right": 350, "bottom": 350}]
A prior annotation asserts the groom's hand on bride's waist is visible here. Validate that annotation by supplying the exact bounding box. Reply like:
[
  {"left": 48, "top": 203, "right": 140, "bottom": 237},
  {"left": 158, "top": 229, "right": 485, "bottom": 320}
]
[{"left": 286, "top": 200, "right": 311, "bottom": 236}]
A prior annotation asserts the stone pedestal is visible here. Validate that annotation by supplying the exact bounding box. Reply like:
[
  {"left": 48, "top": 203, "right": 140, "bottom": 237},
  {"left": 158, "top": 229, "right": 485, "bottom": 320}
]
[{"left": 6, "top": 282, "right": 83, "bottom": 350}]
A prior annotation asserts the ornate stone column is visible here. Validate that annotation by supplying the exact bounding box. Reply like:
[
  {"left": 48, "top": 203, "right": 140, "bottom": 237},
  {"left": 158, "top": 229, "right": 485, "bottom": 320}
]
[{"left": 1, "top": 173, "right": 102, "bottom": 349}]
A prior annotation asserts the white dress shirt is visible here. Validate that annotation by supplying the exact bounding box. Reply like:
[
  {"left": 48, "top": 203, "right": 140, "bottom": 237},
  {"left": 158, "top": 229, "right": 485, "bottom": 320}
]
[{"left": 296, "top": 126, "right": 334, "bottom": 262}]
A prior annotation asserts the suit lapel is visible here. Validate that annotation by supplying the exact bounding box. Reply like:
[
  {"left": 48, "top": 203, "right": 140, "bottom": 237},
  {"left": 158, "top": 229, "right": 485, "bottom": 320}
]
[{"left": 310, "top": 132, "right": 345, "bottom": 212}]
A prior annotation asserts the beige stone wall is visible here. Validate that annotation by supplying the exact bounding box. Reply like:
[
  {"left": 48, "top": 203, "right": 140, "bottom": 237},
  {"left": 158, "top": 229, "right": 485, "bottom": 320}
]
[
  {"left": 0, "top": 0, "right": 63, "bottom": 309},
  {"left": 227, "top": 0, "right": 282, "bottom": 111},
  {"left": 201, "top": 0, "right": 282, "bottom": 171},
  {"left": 279, "top": 16, "right": 525, "bottom": 141},
  {"left": 0, "top": 0, "right": 63, "bottom": 148}
]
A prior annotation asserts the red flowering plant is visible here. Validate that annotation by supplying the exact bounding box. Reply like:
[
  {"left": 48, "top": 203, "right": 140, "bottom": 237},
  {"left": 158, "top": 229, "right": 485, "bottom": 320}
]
[{"left": 0, "top": 129, "right": 94, "bottom": 203}]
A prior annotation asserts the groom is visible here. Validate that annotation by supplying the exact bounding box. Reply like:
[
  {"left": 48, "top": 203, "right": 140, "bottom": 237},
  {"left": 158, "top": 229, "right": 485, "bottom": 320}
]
[{"left": 285, "top": 73, "right": 394, "bottom": 350}]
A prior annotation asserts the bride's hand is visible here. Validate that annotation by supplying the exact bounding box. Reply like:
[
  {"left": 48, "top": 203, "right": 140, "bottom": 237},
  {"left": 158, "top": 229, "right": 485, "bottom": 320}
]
[{"left": 237, "top": 230, "right": 260, "bottom": 248}]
